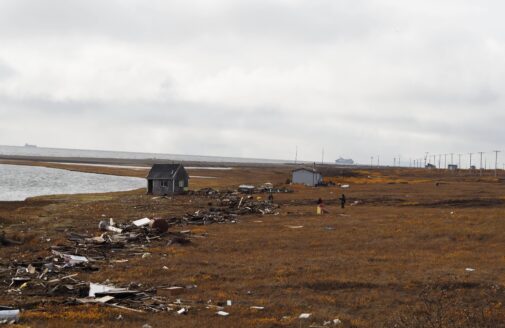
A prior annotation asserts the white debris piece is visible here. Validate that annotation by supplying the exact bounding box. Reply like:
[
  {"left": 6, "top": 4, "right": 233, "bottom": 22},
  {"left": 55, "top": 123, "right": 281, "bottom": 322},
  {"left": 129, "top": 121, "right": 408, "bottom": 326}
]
[
  {"left": 89, "top": 283, "right": 129, "bottom": 297},
  {"left": 465, "top": 268, "right": 476, "bottom": 272},
  {"left": 217, "top": 311, "right": 230, "bottom": 316},
  {"left": 52, "top": 251, "right": 89, "bottom": 266},
  {"left": 0, "top": 308, "right": 20, "bottom": 324},
  {"left": 299, "top": 313, "right": 312, "bottom": 319},
  {"left": 65, "top": 255, "right": 89, "bottom": 265},
  {"left": 177, "top": 308, "right": 187, "bottom": 315},
  {"left": 250, "top": 306, "right": 265, "bottom": 310},
  {"left": 133, "top": 218, "right": 152, "bottom": 227}
]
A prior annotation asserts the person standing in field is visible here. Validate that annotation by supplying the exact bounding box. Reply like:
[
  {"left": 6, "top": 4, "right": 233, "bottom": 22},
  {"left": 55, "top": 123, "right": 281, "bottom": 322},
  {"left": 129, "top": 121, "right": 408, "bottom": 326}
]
[
  {"left": 339, "top": 194, "right": 346, "bottom": 209},
  {"left": 317, "top": 198, "right": 326, "bottom": 215}
]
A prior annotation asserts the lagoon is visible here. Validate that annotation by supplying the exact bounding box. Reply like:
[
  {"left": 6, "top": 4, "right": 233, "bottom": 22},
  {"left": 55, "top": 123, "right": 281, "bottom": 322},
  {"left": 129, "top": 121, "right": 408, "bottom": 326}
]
[{"left": 0, "top": 164, "right": 145, "bottom": 201}]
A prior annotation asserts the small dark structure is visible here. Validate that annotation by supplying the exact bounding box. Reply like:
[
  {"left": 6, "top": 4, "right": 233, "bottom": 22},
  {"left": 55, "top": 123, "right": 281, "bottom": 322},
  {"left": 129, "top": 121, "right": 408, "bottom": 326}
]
[
  {"left": 292, "top": 168, "right": 323, "bottom": 187},
  {"left": 146, "top": 164, "right": 189, "bottom": 195}
]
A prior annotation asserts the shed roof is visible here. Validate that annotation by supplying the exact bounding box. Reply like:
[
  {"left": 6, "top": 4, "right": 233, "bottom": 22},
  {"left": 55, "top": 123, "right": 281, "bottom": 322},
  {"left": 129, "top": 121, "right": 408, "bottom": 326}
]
[
  {"left": 292, "top": 167, "right": 320, "bottom": 174},
  {"left": 147, "top": 164, "right": 184, "bottom": 179}
]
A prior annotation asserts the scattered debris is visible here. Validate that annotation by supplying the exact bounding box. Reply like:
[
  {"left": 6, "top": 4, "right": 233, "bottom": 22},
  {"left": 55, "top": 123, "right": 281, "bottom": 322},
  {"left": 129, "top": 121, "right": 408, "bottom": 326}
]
[
  {"left": 98, "top": 220, "right": 123, "bottom": 233},
  {"left": 0, "top": 189, "right": 281, "bottom": 316},
  {"left": 217, "top": 310, "right": 230, "bottom": 316},
  {"left": 465, "top": 268, "right": 476, "bottom": 272},
  {"left": 299, "top": 313, "right": 312, "bottom": 319}
]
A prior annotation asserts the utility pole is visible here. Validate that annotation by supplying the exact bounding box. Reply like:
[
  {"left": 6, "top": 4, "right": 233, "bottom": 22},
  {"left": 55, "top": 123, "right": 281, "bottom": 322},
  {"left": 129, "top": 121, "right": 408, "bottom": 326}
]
[
  {"left": 321, "top": 148, "right": 324, "bottom": 165},
  {"left": 450, "top": 153, "right": 454, "bottom": 165},
  {"left": 295, "top": 146, "right": 298, "bottom": 164},
  {"left": 444, "top": 154, "right": 447, "bottom": 169},
  {"left": 424, "top": 152, "right": 429, "bottom": 167},
  {"left": 458, "top": 154, "right": 461, "bottom": 169},
  {"left": 438, "top": 154, "right": 441, "bottom": 169},
  {"left": 479, "top": 152, "right": 484, "bottom": 176},
  {"left": 469, "top": 153, "right": 473, "bottom": 170},
  {"left": 394, "top": 158, "right": 396, "bottom": 167},
  {"left": 398, "top": 156, "right": 401, "bottom": 167},
  {"left": 494, "top": 150, "right": 500, "bottom": 177},
  {"left": 371, "top": 156, "right": 374, "bottom": 168},
  {"left": 377, "top": 155, "right": 380, "bottom": 167}
]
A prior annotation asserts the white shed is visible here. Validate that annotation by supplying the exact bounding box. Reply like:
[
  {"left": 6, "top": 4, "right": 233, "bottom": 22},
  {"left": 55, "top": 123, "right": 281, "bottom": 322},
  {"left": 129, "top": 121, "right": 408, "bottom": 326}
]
[{"left": 292, "top": 168, "right": 323, "bottom": 187}]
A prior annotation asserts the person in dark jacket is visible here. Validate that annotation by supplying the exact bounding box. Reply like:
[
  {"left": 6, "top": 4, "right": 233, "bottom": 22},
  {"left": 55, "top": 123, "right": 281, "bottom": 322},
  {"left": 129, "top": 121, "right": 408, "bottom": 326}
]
[{"left": 339, "top": 194, "right": 346, "bottom": 209}]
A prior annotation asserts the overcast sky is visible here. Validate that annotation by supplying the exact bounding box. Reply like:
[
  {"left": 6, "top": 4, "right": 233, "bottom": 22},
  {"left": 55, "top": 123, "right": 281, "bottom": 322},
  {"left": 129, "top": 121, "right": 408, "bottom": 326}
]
[{"left": 0, "top": 0, "right": 504, "bottom": 164}]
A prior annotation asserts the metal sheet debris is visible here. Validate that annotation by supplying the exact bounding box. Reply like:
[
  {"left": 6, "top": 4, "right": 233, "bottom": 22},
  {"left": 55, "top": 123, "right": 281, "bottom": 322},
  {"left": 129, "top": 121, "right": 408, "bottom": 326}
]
[
  {"left": 0, "top": 307, "right": 20, "bottom": 324},
  {"left": 89, "top": 283, "right": 130, "bottom": 297}
]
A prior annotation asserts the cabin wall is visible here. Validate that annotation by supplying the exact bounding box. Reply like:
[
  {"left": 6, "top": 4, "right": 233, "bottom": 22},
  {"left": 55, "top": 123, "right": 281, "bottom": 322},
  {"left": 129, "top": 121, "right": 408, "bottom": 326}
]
[
  {"left": 150, "top": 179, "right": 174, "bottom": 195},
  {"left": 292, "top": 170, "right": 322, "bottom": 186},
  {"left": 148, "top": 174, "right": 189, "bottom": 195}
]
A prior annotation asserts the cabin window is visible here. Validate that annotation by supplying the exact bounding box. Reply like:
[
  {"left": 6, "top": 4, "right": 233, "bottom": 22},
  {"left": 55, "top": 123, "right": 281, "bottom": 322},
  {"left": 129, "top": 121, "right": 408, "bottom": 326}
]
[
  {"left": 161, "top": 180, "right": 169, "bottom": 187},
  {"left": 179, "top": 180, "right": 184, "bottom": 187}
]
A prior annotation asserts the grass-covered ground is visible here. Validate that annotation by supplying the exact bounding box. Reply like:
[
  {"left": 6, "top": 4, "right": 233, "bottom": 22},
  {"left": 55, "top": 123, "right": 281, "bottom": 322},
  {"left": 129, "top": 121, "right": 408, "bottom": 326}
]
[{"left": 1, "top": 161, "right": 505, "bottom": 327}]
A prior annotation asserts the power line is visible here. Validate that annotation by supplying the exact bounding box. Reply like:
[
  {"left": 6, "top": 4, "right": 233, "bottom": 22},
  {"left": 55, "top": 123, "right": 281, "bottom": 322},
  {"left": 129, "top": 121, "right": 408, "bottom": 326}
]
[
  {"left": 494, "top": 150, "right": 500, "bottom": 177},
  {"left": 479, "top": 152, "right": 484, "bottom": 176}
]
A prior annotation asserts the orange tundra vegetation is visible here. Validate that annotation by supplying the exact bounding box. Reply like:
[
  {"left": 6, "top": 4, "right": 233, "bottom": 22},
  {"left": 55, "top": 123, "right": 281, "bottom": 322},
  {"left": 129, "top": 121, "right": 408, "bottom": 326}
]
[{"left": 1, "top": 161, "right": 505, "bottom": 327}]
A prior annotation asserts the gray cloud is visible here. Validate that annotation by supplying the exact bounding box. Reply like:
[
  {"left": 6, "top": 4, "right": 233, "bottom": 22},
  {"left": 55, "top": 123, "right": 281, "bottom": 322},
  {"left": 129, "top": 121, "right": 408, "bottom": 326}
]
[{"left": 0, "top": 0, "right": 505, "bottom": 164}]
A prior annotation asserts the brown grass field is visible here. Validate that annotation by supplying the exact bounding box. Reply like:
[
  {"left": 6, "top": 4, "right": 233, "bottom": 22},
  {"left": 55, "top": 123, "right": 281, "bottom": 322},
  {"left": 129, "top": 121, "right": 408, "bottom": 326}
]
[{"left": 1, "top": 160, "right": 505, "bottom": 327}]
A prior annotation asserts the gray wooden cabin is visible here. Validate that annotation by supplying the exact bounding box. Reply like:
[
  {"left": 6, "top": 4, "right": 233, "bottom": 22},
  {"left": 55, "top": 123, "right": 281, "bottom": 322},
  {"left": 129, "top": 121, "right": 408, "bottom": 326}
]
[
  {"left": 146, "top": 164, "right": 189, "bottom": 195},
  {"left": 291, "top": 168, "right": 323, "bottom": 187}
]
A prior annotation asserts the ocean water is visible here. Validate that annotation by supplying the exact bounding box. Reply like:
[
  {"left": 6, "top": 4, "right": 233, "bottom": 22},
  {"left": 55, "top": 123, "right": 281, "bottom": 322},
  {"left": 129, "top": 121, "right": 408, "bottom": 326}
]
[
  {"left": 0, "top": 145, "right": 289, "bottom": 164},
  {"left": 0, "top": 164, "right": 145, "bottom": 201}
]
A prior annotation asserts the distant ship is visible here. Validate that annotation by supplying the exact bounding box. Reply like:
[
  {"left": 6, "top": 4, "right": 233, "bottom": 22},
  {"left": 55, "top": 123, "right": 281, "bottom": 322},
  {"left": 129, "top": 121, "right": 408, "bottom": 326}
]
[
  {"left": 24, "top": 143, "right": 37, "bottom": 148},
  {"left": 335, "top": 157, "right": 354, "bottom": 165}
]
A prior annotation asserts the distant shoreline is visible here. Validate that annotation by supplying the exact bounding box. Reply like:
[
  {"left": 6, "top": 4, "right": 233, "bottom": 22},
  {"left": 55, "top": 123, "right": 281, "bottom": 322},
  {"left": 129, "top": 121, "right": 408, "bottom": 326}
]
[
  {"left": 0, "top": 144, "right": 294, "bottom": 165},
  {"left": 0, "top": 154, "right": 298, "bottom": 168}
]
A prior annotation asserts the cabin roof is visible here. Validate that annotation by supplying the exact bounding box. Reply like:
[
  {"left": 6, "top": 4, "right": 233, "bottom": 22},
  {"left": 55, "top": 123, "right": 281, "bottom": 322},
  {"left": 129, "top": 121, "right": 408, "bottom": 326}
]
[
  {"left": 146, "top": 164, "right": 184, "bottom": 180},
  {"left": 292, "top": 167, "right": 320, "bottom": 174}
]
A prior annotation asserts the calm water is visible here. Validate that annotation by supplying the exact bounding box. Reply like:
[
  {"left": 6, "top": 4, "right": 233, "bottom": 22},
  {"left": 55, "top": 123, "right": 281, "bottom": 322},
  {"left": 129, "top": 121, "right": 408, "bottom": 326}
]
[
  {"left": 0, "top": 164, "right": 145, "bottom": 201},
  {"left": 0, "top": 145, "right": 289, "bottom": 164}
]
